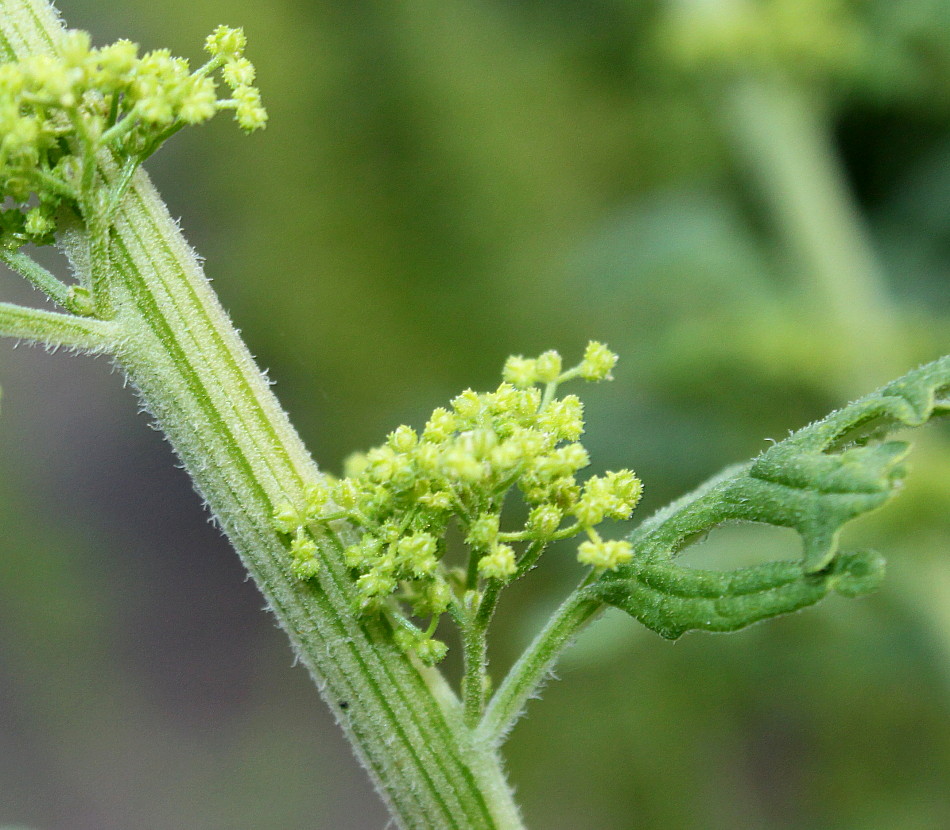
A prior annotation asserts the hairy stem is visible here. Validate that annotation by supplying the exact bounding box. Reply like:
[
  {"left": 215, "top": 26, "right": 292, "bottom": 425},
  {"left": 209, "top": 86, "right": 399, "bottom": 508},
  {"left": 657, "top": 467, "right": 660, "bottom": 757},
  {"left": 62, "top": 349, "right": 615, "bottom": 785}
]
[
  {"left": 1, "top": 2, "right": 523, "bottom": 827},
  {"left": 0, "top": 249, "right": 73, "bottom": 308},
  {"left": 0, "top": 300, "right": 117, "bottom": 351},
  {"left": 461, "top": 612, "right": 490, "bottom": 727},
  {"left": 480, "top": 588, "right": 603, "bottom": 745}
]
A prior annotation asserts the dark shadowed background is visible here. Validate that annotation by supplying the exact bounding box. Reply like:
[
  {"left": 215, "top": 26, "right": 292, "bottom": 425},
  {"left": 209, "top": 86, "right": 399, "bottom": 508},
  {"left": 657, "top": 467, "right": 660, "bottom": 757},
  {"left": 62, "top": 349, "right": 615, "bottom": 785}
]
[{"left": 2, "top": 1, "right": 949, "bottom": 828}]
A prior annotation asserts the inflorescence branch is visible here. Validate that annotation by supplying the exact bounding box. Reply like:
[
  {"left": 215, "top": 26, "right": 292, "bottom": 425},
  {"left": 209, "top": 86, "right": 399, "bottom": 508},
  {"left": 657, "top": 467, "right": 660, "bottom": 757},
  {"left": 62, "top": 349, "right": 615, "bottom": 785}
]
[
  {"left": 274, "top": 343, "right": 643, "bottom": 722},
  {"left": 0, "top": 24, "right": 266, "bottom": 335}
]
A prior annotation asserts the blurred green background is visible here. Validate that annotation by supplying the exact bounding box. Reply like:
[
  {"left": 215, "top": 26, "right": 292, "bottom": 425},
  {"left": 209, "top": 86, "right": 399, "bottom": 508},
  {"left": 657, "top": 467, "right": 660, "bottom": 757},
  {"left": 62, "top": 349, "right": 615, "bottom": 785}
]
[{"left": 2, "top": 0, "right": 950, "bottom": 827}]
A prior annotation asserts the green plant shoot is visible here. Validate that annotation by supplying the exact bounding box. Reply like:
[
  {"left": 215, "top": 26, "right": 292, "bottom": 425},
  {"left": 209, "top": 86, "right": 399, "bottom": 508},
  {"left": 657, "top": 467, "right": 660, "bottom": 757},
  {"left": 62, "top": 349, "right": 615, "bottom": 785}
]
[{"left": 1, "top": 4, "right": 947, "bottom": 828}]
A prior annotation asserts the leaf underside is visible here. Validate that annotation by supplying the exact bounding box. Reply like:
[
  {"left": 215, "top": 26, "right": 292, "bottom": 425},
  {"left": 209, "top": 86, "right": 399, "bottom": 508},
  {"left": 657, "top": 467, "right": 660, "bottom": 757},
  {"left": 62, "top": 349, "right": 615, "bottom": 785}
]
[{"left": 591, "top": 355, "right": 950, "bottom": 639}]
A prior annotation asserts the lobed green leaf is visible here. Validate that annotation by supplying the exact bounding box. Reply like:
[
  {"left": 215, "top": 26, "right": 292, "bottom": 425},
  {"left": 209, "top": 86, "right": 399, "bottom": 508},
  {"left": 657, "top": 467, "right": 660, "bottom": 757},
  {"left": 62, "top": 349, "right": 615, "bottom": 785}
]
[
  {"left": 593, "top": 550, "right": 885, "bottom": 640},
  {"left": 592, "top": 355, "right": 950, "bottom": 637}
]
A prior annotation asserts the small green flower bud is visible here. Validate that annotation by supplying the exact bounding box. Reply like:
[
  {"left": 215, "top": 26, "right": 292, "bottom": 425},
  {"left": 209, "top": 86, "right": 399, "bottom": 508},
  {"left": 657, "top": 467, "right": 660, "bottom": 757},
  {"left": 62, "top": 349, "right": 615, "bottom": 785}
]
[
  {"left": 410, "top": 443, "right": 436, "bottom": 472},
  {"left": 548, "top": 476, "right": 580, "bottom": 509},
  {"left": 395, "top": 533, "right": 438, "bottom": 574},
  {"left": 378, "top": 521, "right": 401, "bottom": 544},
  {"left": 179, "top": 76, "right": 218, "bottom": 123},
  {"left": 577, "top": 538, "right": 632, "bottom": 570},
  {"left": 223, "top": 57, "right": 256, "bottom": 88},
  {"left": 60, "top": 30, "right": 92, "bottom": 67},
  {"left": 478, "top": 544, "right": 517, "bottom": 581},
  {"left": 237, "top": 103, "right": 268, "bottom": 132},
  {"left": 388, "top": 424, "right": 418, "bottom": 453},
  {"left": 510, "top": 427, "right": 547, "bottom": 459},
  {"left": 233, "top": 84, "right": 267, "bottom": 132},
  {"left": 96, "top": 39, "right": 138, "bottom": 78},
  {"left": 534, "top": 350, "right": 562, "bottom": 383},
  {"left": 305, "top": 481, "right": 331, "bottom": 513},
  {"left": 334, "top": 479, "right": 360, "bottom": 510},
  {"left": 512, "top": 387, "right": 542, "bottom": 419},
  {"left": 344, "top": 544, "right": 364, "bottom": 568},
  {"left": 556, "top": 443, "right": 590, "bottom": 472},
  {"left": 466, "top": 428, "right": 498, "bottom": 457},
  {"left": 139, "top": 94, "right": 175, "bottom": 125},
  {"left": 290, "top": 534, "right": 318, "bottom": 560},
  {"left": 365, "top": 445, "right": 400, "bottom": 483},
  {"left": 25, "top": 54, "right": 74, "bottom": 105},
  {"left": 424, "top": 580, "right": 452, "bottom": 615},
  {"left": 4, "top": 116, "right": 39, "bottom": 157},
  {"left": 65, "top": 286, "right": 96, "bottom": 317},
  {"left": 579, "top": 341, "right": 618, "bottom": 381},
  {"left": 357, "top": 570, "right": 397, "bottom": 600},
  {"left": 488, "top": 382, "right": 519, "bottom": 414},
  {"left": 416, "top": 637, "right": 448, "bottom": 666},
  {"left": 531, "top": 453, "right": 563, "bottom": 481},
  {"left": 606, "top": 469, "right": 642, "bottom": 500},
  {"left": 603, "top": 469, "right": 643, "bottom": 518},
  {"left": 23, "top": 207, "right": 54, "bottom": 238},
  {"left": 573, "top": 489, "right": 607, "bottom": 526},
  {"left": 502, "top": 355, "right": 537, "bottom": 388},
  {"left": 527, "top": 505, "right": 562, "bottom": 539},
  {"left": 291, "top": 556, "right": 321, "bottom": 580},
  {"left": 418, "top": 489, "right": 452, "bottom": 510},
  {"left": 346, "top": 536, "right": 383, "bottom": 569},
  {"left": 451, "top": 389, "right": 482, "bottom": 420},
  {"left": 204, "top": 25, "right": 247, "bottom": 59},
  {"left": 537, "top": 395, "right": 584, "bottom": 441},
  {"left": 423, "top": 407, "right": 456, "bottom": 443},
  {"left": 466, "top": 513, "right": 500, "bottom": 549},
  {"left": 441, "top": 448, "right": 485, "bottom": 483},
  {"left": 489, "top": 440, "right": 523, "bottom": 473},
  {"left": 533, "top": 444, "right": 590, "bottom": 479},
  {"left": 273, "top": 502, "right": 302, "bottom": 534}
]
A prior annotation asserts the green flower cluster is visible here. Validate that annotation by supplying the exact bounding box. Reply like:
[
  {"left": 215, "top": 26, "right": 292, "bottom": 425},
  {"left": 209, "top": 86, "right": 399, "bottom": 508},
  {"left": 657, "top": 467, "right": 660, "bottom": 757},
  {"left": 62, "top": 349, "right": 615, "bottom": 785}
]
[
  {"left": 0, "top": 25, "right": 265, "bottom": 249},
  {"left": 275, "top": 344, "right": 642, "bottom": 664}
]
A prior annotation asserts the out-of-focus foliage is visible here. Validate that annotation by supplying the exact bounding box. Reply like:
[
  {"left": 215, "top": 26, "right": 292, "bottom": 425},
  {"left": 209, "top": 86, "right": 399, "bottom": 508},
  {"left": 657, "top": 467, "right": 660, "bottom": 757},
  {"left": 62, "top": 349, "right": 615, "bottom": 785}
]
[{"left": 1, "top": 1, "right": 948, "bottom": 828}]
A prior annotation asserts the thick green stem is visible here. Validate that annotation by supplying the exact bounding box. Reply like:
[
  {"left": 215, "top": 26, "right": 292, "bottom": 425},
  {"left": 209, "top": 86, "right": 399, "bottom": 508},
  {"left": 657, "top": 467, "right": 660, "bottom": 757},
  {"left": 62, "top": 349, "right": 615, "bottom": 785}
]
[{"left": 1, "top": 2, "right": 523, "bottom": 827}]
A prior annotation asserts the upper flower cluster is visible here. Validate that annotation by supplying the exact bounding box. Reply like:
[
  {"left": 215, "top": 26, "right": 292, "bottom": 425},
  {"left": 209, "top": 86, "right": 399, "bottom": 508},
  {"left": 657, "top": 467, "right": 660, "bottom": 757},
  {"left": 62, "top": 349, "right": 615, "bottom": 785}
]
[
  {"left": 275, "top": 343, "right": 642, "bottom": 664},
  {"left": 0, "top": 25, "right": 265, "bottom": 249}
]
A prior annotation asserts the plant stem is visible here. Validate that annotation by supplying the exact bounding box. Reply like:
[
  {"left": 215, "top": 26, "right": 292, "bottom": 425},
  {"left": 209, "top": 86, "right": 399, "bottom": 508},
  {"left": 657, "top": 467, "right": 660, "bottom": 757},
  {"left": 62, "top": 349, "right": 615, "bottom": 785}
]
[
  {"left": 479, "top": 588, "right": 603, "bottom": 746},
  {"left": 721, "top": 76, "right": 904, "bottom": 391},
  {"left": 0, "top": 299, "right": 117, "bottom": 351},
  {"left": 0, "top": 248, "right": 73, "bottom": 308},
  {"left": 461, "top": 610, "right": 490, "bottom": 727},
  {"left": 1, "top": 2, "right": 524, "bottom": 827}
]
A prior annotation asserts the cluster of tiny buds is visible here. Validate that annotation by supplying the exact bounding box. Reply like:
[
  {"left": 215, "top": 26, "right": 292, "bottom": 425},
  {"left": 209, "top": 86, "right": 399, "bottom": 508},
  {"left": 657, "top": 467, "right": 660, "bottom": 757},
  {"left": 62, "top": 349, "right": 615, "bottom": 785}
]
[
  {"left": 0, "top": 25, "right": 265, "bottom": 250},
  {"left": 273, "top": 343, "right": 642, "bottom": 664}
]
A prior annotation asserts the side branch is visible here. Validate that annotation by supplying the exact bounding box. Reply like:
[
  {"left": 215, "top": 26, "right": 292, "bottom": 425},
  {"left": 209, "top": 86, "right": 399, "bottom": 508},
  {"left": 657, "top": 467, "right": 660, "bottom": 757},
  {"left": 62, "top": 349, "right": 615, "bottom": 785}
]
[
  {"left": 484, "top": 355, "right": 950, "bottom": 743},
  {"left": 0, "top": 301, "right": 119, "bottom": 352},
  {"left": 479, "top": 589, "right": 603, "bottom": 746},
  {"left": 0, "top": 249, "right": 74, "bottom": 308}
]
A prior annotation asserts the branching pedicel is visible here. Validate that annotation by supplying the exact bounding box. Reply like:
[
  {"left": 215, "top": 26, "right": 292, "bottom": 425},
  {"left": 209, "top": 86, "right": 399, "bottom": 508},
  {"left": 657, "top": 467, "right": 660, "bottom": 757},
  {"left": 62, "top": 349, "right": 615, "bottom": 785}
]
[{"left": 1, "top": 9, "right": 948, "bottom": 828}]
